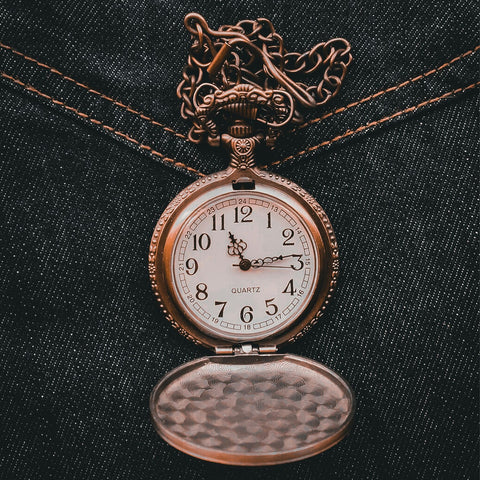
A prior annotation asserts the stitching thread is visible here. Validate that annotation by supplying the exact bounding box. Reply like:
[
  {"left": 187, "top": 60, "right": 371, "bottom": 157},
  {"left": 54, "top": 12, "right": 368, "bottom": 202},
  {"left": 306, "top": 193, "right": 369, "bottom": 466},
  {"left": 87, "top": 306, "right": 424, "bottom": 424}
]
[
  {"left": 0, "top": 41, "right": 189, "bottom": 141},
  {"left": 1, "top": 70, "right": 477, "bottom": 173},
  {"left": 0, "top": 71, "right": 204, "bottom": 177},
  {"left": 270, "top": 81, "right": 480, "bottom": 167},
  {"left": 1, "top": 40, "right": 478, "bottom": 144},
  {"left": 293, "top": 45, "right": 480, "bottom": 132}
]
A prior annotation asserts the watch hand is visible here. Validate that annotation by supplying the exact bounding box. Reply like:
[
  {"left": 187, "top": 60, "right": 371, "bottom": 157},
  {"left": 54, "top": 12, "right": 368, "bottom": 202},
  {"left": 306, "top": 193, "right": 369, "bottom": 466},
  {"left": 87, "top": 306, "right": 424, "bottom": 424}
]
[
  {"left": 227, "top": 232, "right": 252, "bottom": 270},
  {"left": 250, "top": 254, "right": 302, "bottom": 268},
  {"left": 233, "top": 254, "right": 304, "bottom": 270},
  {"left": 235, "top": 264, "right": 295, "bottom": 269},
  {"left": 227, "top": 231, "right": 248, "bottom": 259}
]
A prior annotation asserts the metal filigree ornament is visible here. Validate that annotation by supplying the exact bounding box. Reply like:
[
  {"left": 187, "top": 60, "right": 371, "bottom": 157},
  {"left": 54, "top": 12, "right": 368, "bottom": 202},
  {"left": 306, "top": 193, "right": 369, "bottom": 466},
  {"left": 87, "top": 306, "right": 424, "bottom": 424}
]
[{"left": 149, "top": 13, "right": 354, "bottom": 466}]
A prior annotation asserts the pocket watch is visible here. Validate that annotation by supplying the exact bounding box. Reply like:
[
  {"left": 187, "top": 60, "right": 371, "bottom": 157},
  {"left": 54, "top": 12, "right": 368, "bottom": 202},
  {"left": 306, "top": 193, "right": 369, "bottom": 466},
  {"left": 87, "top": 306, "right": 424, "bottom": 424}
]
[{"left": 148, "top": 13, "right": 354, "bottom": 465}]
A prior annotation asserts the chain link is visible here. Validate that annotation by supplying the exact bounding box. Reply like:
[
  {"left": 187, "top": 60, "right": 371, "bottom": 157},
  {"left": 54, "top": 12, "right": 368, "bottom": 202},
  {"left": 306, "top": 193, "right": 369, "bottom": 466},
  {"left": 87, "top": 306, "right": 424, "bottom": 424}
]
[{"left": 177, "top": 13, "right": 352, "bottom": 144}]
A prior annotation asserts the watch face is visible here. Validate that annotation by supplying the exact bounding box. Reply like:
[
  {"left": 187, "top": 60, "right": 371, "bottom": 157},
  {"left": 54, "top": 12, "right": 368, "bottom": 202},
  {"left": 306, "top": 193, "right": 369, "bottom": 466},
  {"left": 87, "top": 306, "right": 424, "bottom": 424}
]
[{"left": 170, "top": 190, "right": 320, "bottom": 341}]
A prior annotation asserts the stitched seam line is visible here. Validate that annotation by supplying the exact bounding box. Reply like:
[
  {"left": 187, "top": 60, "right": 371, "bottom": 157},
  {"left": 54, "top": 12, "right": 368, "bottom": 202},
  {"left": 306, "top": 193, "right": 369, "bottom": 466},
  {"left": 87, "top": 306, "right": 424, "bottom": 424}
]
[
  {"left": 0, "top": 41, "right": 189, "bottom": 141},
  {"left": 293, "top": 45, "right": 480, "bottom": 132},
  {"left": 1, "top": 41, "right": 478, "bottom": 142},
  {"left": 2, "top": 70, "right": 477, "bottom": 173},
  {"left": 270, "top": 81, "right": 480, "bottom": 167},
  {"left": 0, "top": 71, "right": 204, "bottom": 177}
]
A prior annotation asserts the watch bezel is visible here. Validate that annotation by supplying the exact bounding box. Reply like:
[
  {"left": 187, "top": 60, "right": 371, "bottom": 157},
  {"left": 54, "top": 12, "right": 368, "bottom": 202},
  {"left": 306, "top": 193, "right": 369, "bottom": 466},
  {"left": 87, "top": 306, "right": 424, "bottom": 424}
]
[{"left": 149, "top": 167, "right": 339, "bottom": 350}]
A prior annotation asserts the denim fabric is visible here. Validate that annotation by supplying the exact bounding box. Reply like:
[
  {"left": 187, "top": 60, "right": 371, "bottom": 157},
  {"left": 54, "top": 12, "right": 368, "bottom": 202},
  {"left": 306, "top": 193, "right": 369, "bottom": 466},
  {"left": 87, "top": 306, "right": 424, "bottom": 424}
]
[{"left": 0, "top": 1, "right": 478, "bottom": 479}]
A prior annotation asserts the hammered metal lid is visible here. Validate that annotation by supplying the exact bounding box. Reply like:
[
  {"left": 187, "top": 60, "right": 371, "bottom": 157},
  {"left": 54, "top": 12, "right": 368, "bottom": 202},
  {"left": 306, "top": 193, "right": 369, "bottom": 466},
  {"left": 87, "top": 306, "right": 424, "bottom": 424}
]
[{"left": 150, "top": 353, "right": 354, "bottom": 465}]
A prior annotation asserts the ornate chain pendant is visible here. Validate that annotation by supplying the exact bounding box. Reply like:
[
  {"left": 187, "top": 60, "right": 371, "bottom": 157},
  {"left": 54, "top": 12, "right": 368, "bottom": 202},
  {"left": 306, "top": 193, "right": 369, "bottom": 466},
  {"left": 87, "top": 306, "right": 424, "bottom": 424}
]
[{"left": 148, "top": 13, "right": 354, "bottom": 465}]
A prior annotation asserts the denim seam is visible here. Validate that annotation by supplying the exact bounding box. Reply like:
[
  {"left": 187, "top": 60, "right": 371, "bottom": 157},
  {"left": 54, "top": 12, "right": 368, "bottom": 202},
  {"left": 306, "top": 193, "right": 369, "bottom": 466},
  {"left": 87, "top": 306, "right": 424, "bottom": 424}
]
[
  {"left": 271, "top": 81, "right": 480, "bottom": 167},
  {"left": 0, "top": 40, "right": 478, "bottom": 143},
  {"left": 0, "top": 41, "right": 189, "bottom": 142},
  {"left": 292, "top": 45, "right": 480, "bottom": 132},
  {"left": 0, "top": 72, "right": 204, "bottom": 177},
  {"left": 2, "top": 69, "right": 477, "bottom": 177}
]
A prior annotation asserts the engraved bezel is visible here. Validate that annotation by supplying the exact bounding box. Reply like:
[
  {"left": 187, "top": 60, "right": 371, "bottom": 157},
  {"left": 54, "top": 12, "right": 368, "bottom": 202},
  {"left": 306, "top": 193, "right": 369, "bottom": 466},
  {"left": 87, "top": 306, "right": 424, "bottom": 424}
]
[{"left": 149, "top": 167, "right": 339, "bottom": 350}]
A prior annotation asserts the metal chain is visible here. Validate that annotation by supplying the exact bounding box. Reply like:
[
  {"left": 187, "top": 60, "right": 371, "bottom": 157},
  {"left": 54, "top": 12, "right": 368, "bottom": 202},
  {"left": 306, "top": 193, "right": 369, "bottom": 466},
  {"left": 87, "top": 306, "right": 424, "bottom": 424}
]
[{"left": 177, "top": 13, "right": 352, "bottom": 144}]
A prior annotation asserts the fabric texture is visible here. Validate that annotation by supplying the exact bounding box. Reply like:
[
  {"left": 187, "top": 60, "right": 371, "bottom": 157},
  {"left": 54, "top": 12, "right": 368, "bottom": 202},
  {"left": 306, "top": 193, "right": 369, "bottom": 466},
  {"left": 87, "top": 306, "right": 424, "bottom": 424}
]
[{"left": 0, "top": 1, "right": 478, "bottom": 479}]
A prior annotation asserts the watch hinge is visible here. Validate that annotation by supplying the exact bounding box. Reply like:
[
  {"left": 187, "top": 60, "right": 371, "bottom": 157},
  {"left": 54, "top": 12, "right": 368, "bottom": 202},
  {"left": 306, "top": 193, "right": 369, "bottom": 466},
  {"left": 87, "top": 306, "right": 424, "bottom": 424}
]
[{"left": 215, "top": 344, "right": 277, "bottom": 355}]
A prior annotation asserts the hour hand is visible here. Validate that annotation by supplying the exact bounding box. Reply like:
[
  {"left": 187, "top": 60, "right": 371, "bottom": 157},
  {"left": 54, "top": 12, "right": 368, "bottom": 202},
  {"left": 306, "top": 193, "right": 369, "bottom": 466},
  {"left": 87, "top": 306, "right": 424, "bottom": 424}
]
[
  {"left": 227, "top": 231, "right": 247, "bottom": 259},
  {"left": 228, "top": 232, "right": 253, "bottom": 271}
]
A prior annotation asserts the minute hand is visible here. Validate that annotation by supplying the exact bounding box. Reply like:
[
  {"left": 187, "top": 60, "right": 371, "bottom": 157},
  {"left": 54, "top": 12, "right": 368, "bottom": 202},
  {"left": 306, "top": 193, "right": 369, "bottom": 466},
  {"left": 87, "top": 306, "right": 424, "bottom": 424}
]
[{"left": 250, "top": 254, "right": 302, "bottom": 269}]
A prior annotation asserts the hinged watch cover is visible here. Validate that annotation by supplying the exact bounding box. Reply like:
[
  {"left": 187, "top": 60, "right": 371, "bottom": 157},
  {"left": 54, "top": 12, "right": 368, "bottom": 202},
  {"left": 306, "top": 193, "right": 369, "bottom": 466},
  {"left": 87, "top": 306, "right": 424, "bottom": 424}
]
[{"left": 150, "top": 354, "right": 354, "bottom": 466}]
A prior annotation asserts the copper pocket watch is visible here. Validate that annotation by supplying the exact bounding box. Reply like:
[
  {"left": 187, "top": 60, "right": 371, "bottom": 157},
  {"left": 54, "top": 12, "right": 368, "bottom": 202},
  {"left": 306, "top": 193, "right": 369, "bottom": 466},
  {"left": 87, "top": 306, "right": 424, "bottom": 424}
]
[{"left": 148, "top": 13, "right": 354, "bottom": 465}]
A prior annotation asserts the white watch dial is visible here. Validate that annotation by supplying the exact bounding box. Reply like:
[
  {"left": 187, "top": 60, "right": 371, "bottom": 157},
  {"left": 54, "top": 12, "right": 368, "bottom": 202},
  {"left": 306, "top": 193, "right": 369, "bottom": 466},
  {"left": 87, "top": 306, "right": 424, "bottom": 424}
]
[{"left": 171, "top": 191, "right": 319, "bottom": 341}]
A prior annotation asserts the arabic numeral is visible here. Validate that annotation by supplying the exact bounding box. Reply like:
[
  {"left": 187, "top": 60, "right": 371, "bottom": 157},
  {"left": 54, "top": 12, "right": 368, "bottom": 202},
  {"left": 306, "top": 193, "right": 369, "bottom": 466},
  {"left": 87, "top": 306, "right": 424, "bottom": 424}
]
[
  {"left": 192, "top": 233, "right": 211, "bottom": 251},
  {"left": 234, "top": 205, "right": 253, "bottom": 223},
  {"left": 185, "top": 258, "right": 198, "bottom": 275},
  {"left": 215, "top": 301, "right": 227, "bottom": 318},
  {"left": 282, "top": 279, "right": 296, "bottom": 296},
  {"left": 291, "top": 255, "right": 304, "bottom": 271},
  {"left": 240, "top": 305, "right": 253, "bottom": 323},
  {"left": 212, "top": 214, "right": 225, "bottom": 231},
  {"left": 265, "top": 298, "right": 278, "bottom": 316},
  {"left": 282, "top": 228, "right": 294, "bottom": 246},
  {"left": 195, "top": 283, "right": 208, "bottom": 300}
]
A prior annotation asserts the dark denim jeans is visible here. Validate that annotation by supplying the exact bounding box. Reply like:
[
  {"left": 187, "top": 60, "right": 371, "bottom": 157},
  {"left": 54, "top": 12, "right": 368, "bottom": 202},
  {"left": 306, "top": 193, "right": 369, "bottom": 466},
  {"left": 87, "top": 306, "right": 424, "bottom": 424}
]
[{"left": 0, "top": 1, "right": 478, "bottom": 479}]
